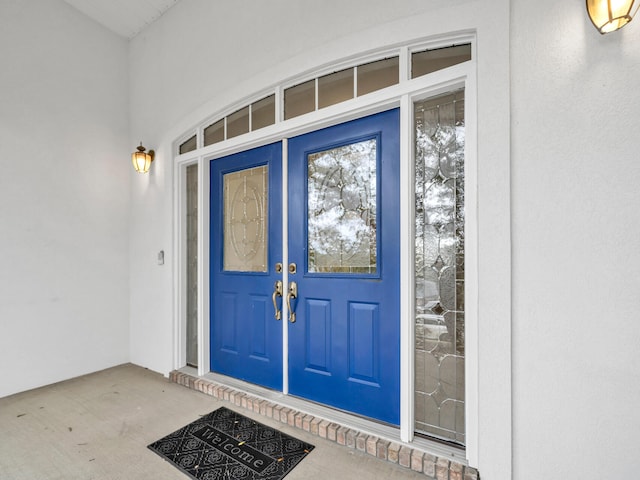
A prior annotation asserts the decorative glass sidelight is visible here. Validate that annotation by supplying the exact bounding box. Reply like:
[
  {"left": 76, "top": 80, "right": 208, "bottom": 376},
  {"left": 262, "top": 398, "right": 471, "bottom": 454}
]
[
  {"left": 414, "top": 90, "right": 466, "bottom": 445},
  {"left": 186, "top": 164, "right": 198, "bottom": 367},
  {"left": 307, "top": 139, "right": 377, "bottom": 274},
  {"left": 223, "top": 165, "right": 268, "bottom": 272}
]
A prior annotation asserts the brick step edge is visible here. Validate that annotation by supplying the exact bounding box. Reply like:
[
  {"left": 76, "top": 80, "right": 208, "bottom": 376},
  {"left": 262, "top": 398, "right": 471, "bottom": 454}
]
[{"left": 169, "top": 370, "right": 479, "bottom": 480}]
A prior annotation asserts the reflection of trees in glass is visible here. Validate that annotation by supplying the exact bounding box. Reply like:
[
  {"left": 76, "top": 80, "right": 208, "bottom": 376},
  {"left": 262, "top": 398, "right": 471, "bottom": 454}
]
[
  {"left": 308, "top": 139, "right": 377, "bottom": 273},
  {"left": 414, "top": 93, "right": 465, "bottom": 353},
  {"left": 414, "top": 90, "right": 466, "bottom": 445}
]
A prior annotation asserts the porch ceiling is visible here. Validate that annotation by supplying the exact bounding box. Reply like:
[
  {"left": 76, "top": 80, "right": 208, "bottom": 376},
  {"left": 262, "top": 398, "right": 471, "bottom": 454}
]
[{"left": 62, "top": 0, "right": 182, "bottom": 39}]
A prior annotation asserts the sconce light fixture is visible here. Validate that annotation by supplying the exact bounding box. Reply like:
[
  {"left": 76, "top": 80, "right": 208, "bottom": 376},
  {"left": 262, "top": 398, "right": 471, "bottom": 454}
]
[
  {"left": 132, "top": 142, "right": 155, "bottom": 173},
  {"left": 587, "top": 0, "right": 638, "bottom": 34}
]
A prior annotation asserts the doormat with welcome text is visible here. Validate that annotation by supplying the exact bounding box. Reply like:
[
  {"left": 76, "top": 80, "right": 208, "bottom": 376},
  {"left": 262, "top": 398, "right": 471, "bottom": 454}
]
[{"left": 148, "top": 406, "right": 314, "bottom": 480}]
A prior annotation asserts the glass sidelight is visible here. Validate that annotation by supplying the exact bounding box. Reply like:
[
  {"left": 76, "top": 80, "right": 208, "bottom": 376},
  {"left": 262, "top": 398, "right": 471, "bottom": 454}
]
[
  {"left": 414, "top": 90, "right": 466, "bottom": 445},
  {"left": 186, "top": 164, "right": 198, "bottom": 367}
]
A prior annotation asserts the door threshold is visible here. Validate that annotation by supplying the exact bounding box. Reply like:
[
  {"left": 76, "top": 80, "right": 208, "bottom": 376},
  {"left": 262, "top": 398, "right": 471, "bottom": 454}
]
[{"left": 170, "top": 367, "right": 475, "bottom": 479}]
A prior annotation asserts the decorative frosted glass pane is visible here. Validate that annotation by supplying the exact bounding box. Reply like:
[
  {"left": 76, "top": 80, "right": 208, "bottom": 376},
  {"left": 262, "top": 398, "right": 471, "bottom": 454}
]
[
  {"left": 413, "top": 89, "right": 465, "bottom": 445},
  {"left": 252, "top": 95, "right": 275, "bottom": 130},
  {"left": 357, "top": 57, "right": 399, "bottom": 96},
  {"left": 186, "top": 164, "right": 198, "bottom": 367},
  {"left": 284, "top": 80, "right": 315, "bottom": 120},
  {"left": 204, "top": 119, "right": 224, "bottom": 146},
  {"left": 223, "top": 166, "right": 268, "bottom": 272},
  {"left": 307, "top": 139, "right": 377, "bottom": 274},
  {"left": 318, "top": 68, "right": 354, "bottom": 109},
  {"left": 411, "top": 44, "right": 471, "bottom": 79},
  {"left": 179, "top": 134, "right": 197, "bottom": 154},
  {"left": 227, "top": 106, "right": 250, "bottom": 139}
]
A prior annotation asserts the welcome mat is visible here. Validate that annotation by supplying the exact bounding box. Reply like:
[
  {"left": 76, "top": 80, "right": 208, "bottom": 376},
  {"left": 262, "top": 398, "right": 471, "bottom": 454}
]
[{"left": 148, "top": 407, "right": 314, "bottom": 480}]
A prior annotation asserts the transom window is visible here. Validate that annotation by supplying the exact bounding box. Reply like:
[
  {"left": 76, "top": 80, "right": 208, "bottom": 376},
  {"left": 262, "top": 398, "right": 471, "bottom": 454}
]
[{"left": 177, "top": 43, "right": 471, "bottom": 155}]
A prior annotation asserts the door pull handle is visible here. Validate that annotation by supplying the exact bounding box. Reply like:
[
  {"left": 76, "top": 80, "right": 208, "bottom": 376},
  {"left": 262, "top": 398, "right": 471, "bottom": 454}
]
[
  {"left": 287, "top": 281, "right": 298, "bottom": 323},
  {"left": 272, "top": 280, "right": 283, "bottom": 320}
]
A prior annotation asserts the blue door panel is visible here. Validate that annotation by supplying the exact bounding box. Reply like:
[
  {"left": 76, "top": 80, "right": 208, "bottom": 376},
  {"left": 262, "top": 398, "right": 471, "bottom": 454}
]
[
  {"left": 220, "top": 292, "right": 238, "bottom": 353},
  {"left": 348, "top": 302, "right": 379, "bottom": 385},
  {"left": 287, "top": 108, "right": 400, "bottom": 425},
  {"left": 248, "top": 295, "right": 268, "bottom": 359},
  {"left": 305, "top": 298, "right": 332, "bottom": 373},
  {"left": 210, "top": 142, "right": 283, "bottom": 391}
]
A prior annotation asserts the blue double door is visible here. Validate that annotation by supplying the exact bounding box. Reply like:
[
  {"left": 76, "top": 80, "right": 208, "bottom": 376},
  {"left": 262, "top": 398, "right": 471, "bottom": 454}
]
[{"left": 210, "top": 109, "right": 400, "bottom": 425}]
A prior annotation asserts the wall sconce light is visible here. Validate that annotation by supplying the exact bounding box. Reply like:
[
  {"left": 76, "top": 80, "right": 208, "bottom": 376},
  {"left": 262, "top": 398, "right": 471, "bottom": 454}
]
[
  {"left": 132, "top": 142, "right": 155, "bottom": 173},
  {"left": 587, "top": 0, "right": 638, "bottom": 34}
]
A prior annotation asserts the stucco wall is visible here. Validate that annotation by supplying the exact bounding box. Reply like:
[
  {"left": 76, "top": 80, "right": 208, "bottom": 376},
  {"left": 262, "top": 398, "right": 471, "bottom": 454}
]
[
  {"left": 511, "top": 1, "right": 640, "bottom": 478},
  {"left": 0, "top": 0, "right": 130, "bottom": 397}
]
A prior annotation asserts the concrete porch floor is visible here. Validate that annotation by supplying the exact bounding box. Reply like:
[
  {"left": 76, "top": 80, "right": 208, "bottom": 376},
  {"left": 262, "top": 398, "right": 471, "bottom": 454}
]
[{"left": 0, "top": 363, "right": 440, "bottom": 479}]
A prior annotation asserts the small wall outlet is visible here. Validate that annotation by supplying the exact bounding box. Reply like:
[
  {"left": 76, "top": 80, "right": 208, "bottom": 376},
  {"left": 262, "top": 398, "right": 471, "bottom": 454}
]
[{"left": 158, "top": 250, "right": 164, "bottom": 265}]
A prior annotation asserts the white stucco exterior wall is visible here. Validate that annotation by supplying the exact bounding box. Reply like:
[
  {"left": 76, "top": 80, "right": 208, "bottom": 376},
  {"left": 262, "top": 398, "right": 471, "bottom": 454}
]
[
  {"left": 511, "top": 1, "right": 640, "bottom": 478},
  {"left": 0, "top": 0, "right": 130, "bottom": 398},
  {"left": 128, "top": 0, "right": 511, "bottom": 477}
]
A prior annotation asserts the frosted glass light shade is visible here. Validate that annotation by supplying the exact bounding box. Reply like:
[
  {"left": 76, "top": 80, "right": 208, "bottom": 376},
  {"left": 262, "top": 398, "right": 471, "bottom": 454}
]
[
  {"left": 132, "top": 144, "right": 154, "bottom": 173},
  {"left": 587, "top": 0, "right": 636, "bottom": 33}
]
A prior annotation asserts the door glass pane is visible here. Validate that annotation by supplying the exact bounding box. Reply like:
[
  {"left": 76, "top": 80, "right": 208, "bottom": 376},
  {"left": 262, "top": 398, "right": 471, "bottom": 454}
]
[
  {"left": 223, "top": 165, "right": 268, "bottom": 272},
  {"left": 412, "top": 44, "right": 471, "bottom": 79},
  {"left": 307, "top": 139, "right": 377, "bottom": 274},
  {"left": 357, "top": 57, "right": 399, "bottom": 96},
  {"left": 414, "top": 90, "right": 465, "bottom": 445},
  {"left": 186, "top": 164, "right": 198, "bottom": 367},
  {"left": 318, "top": 68, "right": 354, "bottom": 109}
]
